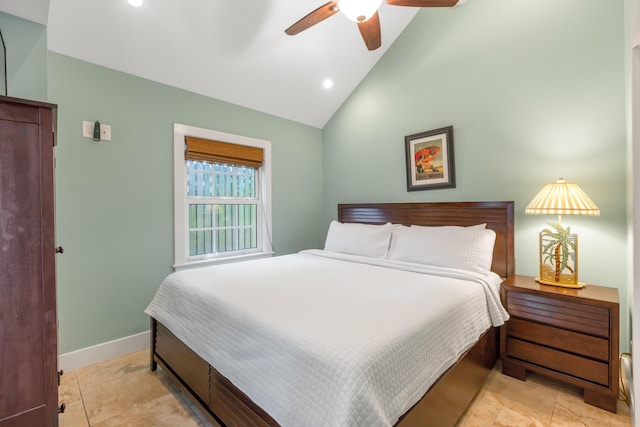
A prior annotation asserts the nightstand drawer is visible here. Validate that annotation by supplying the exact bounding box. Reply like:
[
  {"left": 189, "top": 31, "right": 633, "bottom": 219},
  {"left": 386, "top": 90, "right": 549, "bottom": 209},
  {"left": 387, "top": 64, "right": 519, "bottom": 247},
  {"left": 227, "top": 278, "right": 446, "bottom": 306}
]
[
  {"left": 507, "top": 292, "right": 609, "bottom": 337},
  {"left": 507, "top": 337, "right": 609, "bottom": 386},
  {"left": 507, "top": 317, "right": 609, "bottom": 361}
]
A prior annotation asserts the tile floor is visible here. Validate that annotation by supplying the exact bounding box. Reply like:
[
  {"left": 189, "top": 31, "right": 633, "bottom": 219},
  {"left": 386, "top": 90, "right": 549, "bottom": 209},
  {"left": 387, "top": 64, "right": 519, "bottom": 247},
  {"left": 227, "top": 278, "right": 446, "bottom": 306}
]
[{"left": 59, "top": 349, "right": 632, "bottom": 427}]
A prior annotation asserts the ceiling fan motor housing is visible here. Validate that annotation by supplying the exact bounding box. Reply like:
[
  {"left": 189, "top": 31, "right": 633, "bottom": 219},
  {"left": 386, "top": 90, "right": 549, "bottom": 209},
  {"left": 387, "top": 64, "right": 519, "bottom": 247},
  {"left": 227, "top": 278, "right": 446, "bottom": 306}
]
[
  {"left": 285, "top": 0, "right": 464, "bottom": 51},
  {"left": 339, "top": 0, "right": 384, "bottom": 23}
]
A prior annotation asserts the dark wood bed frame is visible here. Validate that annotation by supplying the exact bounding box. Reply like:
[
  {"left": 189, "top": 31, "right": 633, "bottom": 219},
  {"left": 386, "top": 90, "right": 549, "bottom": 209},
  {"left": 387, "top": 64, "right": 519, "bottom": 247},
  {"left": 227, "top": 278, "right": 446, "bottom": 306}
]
[{"left": 150, "top": 201, "right": 515, "bottom": 427}]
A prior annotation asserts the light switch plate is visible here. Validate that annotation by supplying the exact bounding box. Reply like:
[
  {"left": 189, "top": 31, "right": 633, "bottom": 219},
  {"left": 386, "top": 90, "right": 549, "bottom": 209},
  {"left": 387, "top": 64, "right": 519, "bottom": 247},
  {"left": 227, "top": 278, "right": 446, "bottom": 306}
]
[
  {"left": 82, "top": 121, "right": 93, "bottom": 138},
  {"left": 100, "top": 124, "right": 112, "bottom": 141}
]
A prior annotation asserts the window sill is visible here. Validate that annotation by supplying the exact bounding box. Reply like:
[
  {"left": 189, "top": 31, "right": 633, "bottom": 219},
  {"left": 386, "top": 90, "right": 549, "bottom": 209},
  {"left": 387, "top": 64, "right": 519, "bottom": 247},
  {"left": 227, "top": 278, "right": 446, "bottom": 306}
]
[{"left": 173, "top": 251, "right": 275, "bottom": 271}]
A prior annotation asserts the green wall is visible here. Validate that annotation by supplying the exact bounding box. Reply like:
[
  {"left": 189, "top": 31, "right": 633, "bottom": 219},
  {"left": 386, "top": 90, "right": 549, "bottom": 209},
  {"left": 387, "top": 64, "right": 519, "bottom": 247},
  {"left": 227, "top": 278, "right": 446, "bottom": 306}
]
[
  {"left": 0, "top": 12, "right": 47, "bottom": 100},
  {"left": 48, "top": 53, "right": 323, "bottom": 353},
  {"left": 323, "top": 0, "right": 629, "bottom": 348}
]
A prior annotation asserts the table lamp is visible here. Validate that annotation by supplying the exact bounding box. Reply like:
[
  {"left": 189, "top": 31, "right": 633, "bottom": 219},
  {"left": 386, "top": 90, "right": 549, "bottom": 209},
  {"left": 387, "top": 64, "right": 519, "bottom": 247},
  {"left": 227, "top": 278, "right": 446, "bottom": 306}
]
[{"left": 525, "top": 178, "right": 600, "bottom": 288}]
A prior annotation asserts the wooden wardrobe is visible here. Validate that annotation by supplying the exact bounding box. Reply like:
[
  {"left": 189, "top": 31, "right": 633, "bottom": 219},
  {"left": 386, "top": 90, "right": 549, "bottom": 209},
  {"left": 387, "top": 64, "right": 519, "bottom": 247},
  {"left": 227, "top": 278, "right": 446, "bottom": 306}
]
[{"left": 0, "top": 96, "right": 60, "bottom": 426}]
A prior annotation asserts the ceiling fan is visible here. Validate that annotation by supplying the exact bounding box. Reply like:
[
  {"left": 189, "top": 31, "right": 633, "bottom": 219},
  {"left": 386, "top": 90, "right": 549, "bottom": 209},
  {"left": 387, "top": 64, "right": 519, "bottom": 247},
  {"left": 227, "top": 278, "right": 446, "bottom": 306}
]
[{"left": 285, "top": 0, "right": 466, "bottom": 51}]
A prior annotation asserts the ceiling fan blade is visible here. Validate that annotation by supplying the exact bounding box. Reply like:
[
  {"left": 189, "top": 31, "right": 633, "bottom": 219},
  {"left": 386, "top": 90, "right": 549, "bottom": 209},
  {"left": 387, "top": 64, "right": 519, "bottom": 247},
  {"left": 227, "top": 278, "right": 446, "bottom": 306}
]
[
  {"left": 358, "top": 12, "right": 382, "bottom": 51},
  {"left": 386, "top": 0, "right": 459, "bottom": 6},
  {"left": 285, "top": 1, "right": 340, "bottom": 35}
]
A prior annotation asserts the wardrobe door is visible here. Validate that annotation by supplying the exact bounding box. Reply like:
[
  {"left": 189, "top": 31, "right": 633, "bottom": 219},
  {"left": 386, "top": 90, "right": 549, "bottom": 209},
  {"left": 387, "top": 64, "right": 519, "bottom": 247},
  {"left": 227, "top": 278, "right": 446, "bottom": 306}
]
[{"left": 0, "top": 97, "right": 58, "bottom": 427}]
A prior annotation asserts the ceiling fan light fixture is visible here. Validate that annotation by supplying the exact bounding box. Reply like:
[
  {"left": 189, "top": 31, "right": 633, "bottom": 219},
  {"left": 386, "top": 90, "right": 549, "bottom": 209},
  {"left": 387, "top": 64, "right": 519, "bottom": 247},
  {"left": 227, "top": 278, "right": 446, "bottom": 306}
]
[{"left": 339, "top": 0, "right": 383, "bottom": 23}]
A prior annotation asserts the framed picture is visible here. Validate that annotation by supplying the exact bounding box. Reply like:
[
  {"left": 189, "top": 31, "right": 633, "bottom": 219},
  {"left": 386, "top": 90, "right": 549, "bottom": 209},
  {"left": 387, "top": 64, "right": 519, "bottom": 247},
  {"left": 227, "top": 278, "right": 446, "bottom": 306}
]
[{"left": 405, "top": 126, "right": 455, "bottom": 191}]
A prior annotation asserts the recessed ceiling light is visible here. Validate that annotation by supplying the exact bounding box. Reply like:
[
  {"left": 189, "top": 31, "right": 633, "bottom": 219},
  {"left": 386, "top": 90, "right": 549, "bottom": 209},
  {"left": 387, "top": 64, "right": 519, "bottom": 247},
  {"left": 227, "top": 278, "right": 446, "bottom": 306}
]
[
  {"left": 323, "top": 79, "right": 333, "bottom": 89},
  {"left": 128, "top": 0, "right": 144, "bottom": 7}
]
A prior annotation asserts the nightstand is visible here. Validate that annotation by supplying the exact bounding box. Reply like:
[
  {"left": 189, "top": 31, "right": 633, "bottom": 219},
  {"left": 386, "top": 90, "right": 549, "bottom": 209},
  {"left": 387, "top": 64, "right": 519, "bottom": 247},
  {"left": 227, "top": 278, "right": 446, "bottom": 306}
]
[{"left": 500, "top": 275, "right": 619, "bottom": 413}]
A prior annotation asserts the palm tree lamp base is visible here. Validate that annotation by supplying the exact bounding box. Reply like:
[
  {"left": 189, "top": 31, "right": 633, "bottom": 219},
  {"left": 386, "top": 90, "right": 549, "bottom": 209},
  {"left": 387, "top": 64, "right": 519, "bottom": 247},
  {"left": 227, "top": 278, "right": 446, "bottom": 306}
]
[{"left": 538, "top": 225, "right": 580, "bottom": 288}]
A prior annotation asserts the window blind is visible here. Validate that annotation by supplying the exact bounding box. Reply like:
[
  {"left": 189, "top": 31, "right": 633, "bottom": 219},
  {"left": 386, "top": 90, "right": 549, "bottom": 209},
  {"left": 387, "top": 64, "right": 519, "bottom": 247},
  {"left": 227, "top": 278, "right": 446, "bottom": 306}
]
[{"left": 185, "top": 136, "right": 264, "bottom": 168}]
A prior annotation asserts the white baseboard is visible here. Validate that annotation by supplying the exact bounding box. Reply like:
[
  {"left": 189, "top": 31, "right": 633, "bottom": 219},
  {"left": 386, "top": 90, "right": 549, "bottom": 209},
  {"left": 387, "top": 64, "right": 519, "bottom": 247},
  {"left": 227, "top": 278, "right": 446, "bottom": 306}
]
[{"left": 58, "top": 331, "right": 150, "bottom": 372}]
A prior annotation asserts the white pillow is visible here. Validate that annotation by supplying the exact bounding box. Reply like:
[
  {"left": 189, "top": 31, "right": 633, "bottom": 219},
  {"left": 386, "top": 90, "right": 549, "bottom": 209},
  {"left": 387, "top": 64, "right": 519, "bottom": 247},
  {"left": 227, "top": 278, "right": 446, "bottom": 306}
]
[
  {"left": 324, "top": 221, "right": 393, "bottom": 258},
  {"left": 388, "top": 225, "right": 496, "bottom": 272}
]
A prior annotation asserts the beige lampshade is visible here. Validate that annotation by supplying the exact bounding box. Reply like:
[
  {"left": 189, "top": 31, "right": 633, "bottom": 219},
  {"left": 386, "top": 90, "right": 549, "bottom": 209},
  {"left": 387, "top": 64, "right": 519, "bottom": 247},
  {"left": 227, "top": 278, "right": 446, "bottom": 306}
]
[{"left": 525, "top": 178, "right": 600, "bottom": 216}]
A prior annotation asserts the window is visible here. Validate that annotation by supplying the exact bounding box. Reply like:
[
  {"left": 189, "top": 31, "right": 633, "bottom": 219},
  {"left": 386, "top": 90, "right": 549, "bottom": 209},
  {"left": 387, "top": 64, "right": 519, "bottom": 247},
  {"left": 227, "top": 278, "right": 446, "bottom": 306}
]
[
  {"left": 186, "top": 161, "right": 257, "bottom": 255},
  {"left": 173, "top": 124, "right": 272, "bottom": 269}
]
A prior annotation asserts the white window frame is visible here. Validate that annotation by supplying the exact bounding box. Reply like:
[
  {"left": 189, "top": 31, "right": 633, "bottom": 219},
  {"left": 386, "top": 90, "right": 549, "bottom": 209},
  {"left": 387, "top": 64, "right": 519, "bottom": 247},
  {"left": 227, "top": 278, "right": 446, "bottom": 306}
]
[{"left": 173, "top": 123, "right": 273, "bottom": 270}]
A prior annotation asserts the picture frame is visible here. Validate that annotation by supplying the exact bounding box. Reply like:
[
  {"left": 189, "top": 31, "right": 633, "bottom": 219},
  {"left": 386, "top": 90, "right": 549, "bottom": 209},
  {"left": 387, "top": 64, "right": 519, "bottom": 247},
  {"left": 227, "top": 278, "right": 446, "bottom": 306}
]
[{"left": 405, "top": 126, "right": 455, "bottom": 191}]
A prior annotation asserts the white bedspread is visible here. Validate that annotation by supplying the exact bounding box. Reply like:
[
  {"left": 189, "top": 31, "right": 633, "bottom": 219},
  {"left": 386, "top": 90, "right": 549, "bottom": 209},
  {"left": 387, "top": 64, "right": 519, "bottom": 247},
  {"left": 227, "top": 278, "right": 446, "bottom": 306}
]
[{"left": 145, "top": 250, "right": 509, "bottom": 427}]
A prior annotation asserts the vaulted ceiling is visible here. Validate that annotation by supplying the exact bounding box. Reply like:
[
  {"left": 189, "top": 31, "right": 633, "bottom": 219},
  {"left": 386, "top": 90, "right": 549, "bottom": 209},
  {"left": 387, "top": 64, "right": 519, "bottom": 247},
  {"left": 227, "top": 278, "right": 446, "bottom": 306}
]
[{"left": 0, "top": 0, "right": 472, "bottom": 128}]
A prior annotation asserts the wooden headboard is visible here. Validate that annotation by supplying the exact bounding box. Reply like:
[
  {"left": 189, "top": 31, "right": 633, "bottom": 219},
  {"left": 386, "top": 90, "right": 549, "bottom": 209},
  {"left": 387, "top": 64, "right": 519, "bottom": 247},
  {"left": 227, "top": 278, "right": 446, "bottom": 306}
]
[{"left": 338, "top": 201, "right": 515, "bottom": 278}]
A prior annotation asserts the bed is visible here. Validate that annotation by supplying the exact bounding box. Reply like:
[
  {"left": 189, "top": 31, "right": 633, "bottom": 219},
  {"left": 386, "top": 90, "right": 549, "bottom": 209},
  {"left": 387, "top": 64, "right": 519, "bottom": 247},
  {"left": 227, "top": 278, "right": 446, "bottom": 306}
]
[{"left": 146, "top": 201, "right": 515, "bottom": 427}]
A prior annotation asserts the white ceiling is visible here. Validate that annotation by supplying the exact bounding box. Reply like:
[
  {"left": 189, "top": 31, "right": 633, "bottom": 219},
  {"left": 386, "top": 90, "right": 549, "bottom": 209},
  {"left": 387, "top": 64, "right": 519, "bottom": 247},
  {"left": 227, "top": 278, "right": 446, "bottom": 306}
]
[
  {"left": 0, "top": 0, "right": 466, "bottom": 128},
  {"left": 0, "top": 0, "right": 49, "bottom": 25}
]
